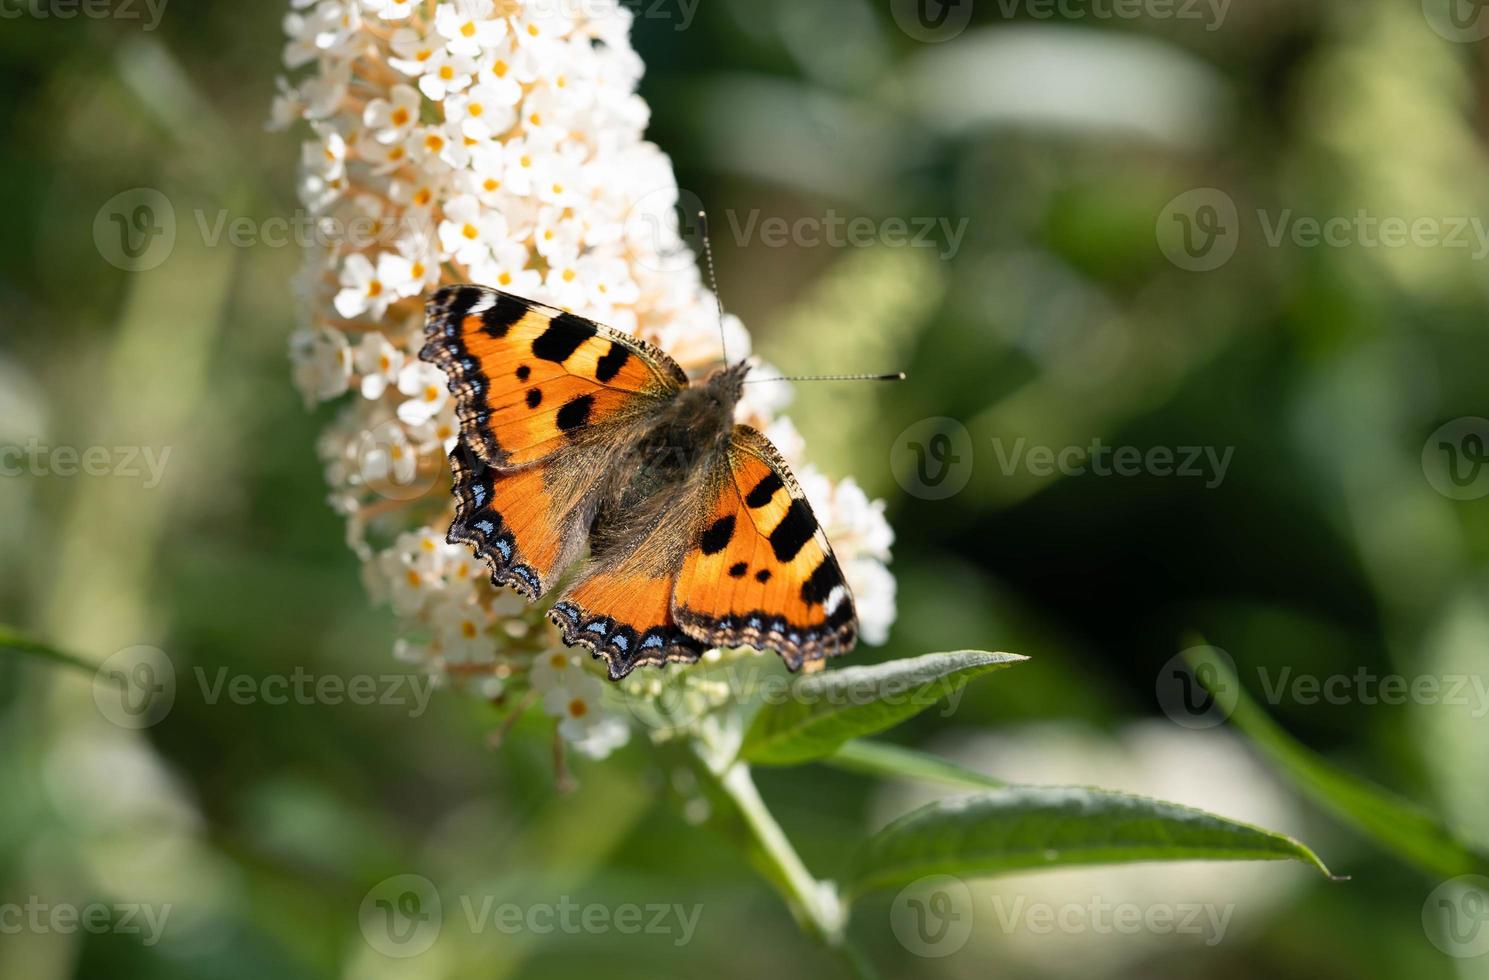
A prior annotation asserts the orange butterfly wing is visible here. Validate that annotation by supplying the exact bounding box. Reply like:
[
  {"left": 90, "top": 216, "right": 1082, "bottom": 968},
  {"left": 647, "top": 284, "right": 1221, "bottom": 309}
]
[
  {"left": 444, "top": 448, "right": 589, "bottom": 599},
  {"left": 421, "top": 285, "right": 685, "bottom": 470},
  {"left": 423, "top": 285, "right": 688, "bottom": 598},
  {"left": 671, "top": 426, "right": 858, "bottom": 671},
  {"left": 549, "top": 561, "right": 705, "bottom": 680}
]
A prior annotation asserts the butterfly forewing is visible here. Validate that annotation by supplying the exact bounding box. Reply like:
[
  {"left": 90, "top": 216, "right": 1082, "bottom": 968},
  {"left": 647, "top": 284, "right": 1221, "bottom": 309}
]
[
  {"left": 421, "top": 285, "right": 686, "bottom": 470},
  {"left": 424, "top": 285, "right": 688, "bottom": 599},
  {"left": 671, "top": 425, "right": 857, "bottom": 670}
]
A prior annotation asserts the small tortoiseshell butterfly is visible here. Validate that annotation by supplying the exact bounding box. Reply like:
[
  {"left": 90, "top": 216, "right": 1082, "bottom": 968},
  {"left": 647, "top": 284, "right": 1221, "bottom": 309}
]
[{"left": 421, "top": 284, "right": 858, "bottom": 680}]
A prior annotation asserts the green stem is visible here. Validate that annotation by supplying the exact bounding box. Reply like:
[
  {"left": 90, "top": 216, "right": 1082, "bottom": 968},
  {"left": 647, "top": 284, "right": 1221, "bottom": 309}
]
[
  {"left": 719, "top": 762, "right": 842, "bottom": 940},
  {"left": 0, "top": 626, "right": 101, "bottom": 677},
  {"left": 708, "top": 759, "right": 878, "bottom": 980}
]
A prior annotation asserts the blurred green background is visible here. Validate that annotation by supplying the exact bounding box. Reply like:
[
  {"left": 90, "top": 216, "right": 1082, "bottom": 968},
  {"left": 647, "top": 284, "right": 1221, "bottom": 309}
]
[{"left": 3, "top": 0, "right": 1489, "bottom": 977}]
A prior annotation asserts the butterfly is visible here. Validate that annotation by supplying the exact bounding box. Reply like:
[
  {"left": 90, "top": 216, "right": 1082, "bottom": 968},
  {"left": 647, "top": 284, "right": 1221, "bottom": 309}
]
[{"left": 419, "top": 284, "right": 858, "bottom": 680}]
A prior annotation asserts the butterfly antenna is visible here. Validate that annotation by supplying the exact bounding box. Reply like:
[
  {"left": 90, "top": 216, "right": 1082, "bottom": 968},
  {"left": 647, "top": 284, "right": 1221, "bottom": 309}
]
[
  {"left": 695, "top": 209, "right": 904, "bottom": 384},
  {"left": 743, "top": 372, "right": 907, "bottom": 384},
  {"left": 697, "top": 210, "right": 729, "bottom": 366}
]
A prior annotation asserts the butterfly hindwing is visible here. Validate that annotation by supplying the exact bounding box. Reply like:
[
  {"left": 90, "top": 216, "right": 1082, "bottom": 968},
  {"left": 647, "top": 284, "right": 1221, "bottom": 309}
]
[
  {"left": 549, "top": 569, "right": 705, "bottom": 680},
  {"left": 421, "top": 285, "right": 687, "bottom": 470},
  {"left": 447, "top": 440, "right": 594, "bottom": 599},
  {"left": 671, "top": 425, "right": 857, "bottom": 670},
  {"left": 547, "top": 485, "right": 708, "bottom": 678}
]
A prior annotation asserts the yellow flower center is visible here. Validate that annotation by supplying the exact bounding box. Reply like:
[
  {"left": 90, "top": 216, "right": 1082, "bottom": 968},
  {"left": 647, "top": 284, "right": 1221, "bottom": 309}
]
[
  {"left": 483, "top": 178, "right": 500, "bottom": 192},
  {"left": 460, "top": 21, "right": 476, "bottom": 38},
  {"left": 497, "top": 271, "right": 512, "bottom": 285},
  {"left": 439, "top": 66, "right": 454, "bottom": 80},
  {"left": 567, "top": 698, "right": 588, "bottom": 719},
  {"left": 561, "top": 268, "right": 576, "bottom": 282},
  {"left": 405, "top": 569, "right": 422, "bottom": 587},
  {"left": 462, "top": 223, "right": 479, "bottom": 240},
  {"left": 391, "top": 107, "right": 410, "bottom": 126},
  {"left": 367, "top": 280, "right": 383, "bottom": 297},
  {"left": 461, "top": 620, "right": 478, "bottom": 639},
  {"left": 424, "top": 384, "right": 441, "bottom": 402},
  {"left": 492, "top": 59, "right": 509, "bottom": 77}
]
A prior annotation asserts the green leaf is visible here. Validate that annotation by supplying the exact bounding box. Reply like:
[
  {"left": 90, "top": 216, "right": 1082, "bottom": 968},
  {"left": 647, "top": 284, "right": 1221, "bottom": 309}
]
[
  {"left": 845, "top": 786, "right": 1336, "bottom": 898},
  {"left": 824, "top": 740, "right": 1006, "bottom": 791},
  {"left": 1183, "top": 644, "right": 1489, "bottom": 878},
  {"left": 739, "top": 651, "right": 1025, "bottom": 766},
  {"left": 0, "top": 626, "right": 100, "bottom": 677}
]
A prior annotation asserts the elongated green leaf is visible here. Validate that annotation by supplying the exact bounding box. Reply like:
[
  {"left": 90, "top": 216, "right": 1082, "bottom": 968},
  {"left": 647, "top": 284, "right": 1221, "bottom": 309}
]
[
  {"left": 740, "top": 651, "right": 1025, "bottom": 766},
  {"left": 845, "top": 786, "right": 1335, "bottom": 898},
  {"left": 1183, "top": 644, "right": 1489, "bottom": 877},
  {"left": 824, "top": 739, "right": 1006, "bottom": 791},
  {"left": 0, "top": 626, "right": 100, "bottom": 677}
]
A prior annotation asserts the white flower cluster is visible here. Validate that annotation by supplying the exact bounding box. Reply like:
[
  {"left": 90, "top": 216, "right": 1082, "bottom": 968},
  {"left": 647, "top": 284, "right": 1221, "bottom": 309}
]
[{"left": 275, "top": 0, "right": 897, "bottom": 759}]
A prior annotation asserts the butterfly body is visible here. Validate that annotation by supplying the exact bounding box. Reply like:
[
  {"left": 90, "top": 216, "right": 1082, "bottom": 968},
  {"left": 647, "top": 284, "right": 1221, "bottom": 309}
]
[
  {"left": 587, "top": 363, "right": 743, "bottom": 559},
  {"left": 421, "top": 285, "right": 857, "bottom": 680}
]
